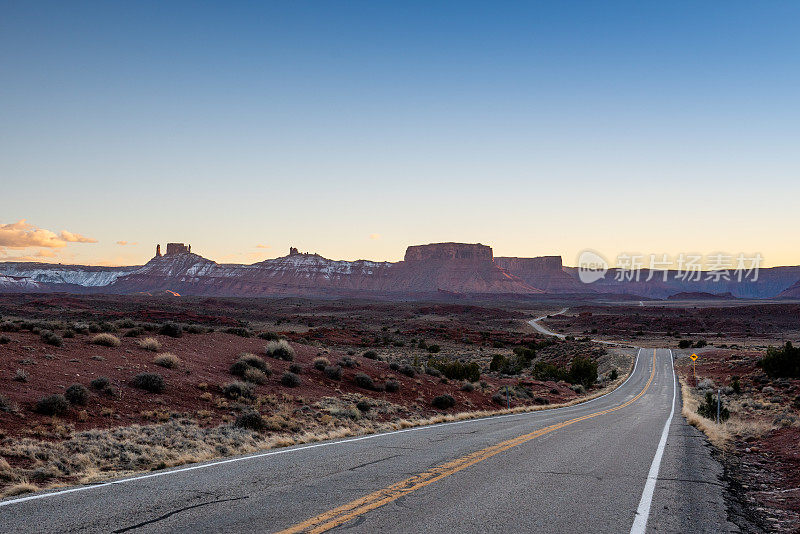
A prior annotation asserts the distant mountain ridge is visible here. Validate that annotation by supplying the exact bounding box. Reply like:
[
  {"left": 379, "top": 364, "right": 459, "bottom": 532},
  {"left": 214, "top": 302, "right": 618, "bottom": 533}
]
[{"left": 1, "top": 242, "right": 799, "bottom": 299}]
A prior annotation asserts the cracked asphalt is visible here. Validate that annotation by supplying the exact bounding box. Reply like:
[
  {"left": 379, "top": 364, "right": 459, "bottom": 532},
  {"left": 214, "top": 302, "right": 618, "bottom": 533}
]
[{"left": 0, "top": 349, "right": 737, "bottom": 533}]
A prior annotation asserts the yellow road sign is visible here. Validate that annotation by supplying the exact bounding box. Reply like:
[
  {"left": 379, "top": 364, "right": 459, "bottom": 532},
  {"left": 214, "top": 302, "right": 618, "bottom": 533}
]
[{"left": 690, "top": 353, "right": 698, "bottom": 361}]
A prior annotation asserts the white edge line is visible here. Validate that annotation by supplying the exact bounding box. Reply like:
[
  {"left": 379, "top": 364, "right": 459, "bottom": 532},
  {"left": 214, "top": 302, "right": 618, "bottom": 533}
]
[
  {"left": 0, "top": 348, "right": 643, "bottom": 509},
  {"left": 629, "top": 348, "right": 676, "bottom": 534}
]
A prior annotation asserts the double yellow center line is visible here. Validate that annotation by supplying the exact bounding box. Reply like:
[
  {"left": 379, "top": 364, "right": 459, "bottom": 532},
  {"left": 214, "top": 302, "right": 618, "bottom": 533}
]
[{"left": 279, "top": 349, "right": 658, "bottom": 534}]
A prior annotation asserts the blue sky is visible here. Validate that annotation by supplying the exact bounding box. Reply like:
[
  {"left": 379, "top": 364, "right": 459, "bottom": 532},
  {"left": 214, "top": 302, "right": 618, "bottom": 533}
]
[{"left": 1, "top": 1, "right": 798, "bottom": 266}]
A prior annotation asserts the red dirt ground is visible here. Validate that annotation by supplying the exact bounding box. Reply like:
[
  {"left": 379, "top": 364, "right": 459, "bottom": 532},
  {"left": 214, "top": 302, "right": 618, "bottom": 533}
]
[{"left": 0, "top": 329, "right": 581, "bottom": 439}]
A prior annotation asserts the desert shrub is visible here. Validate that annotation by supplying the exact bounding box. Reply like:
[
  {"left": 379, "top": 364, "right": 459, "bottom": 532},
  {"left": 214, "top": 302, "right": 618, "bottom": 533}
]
[
  {"left": 230, "top": 353, "right": 271, "bottom": 377},
  {"left": 356, "top": 400, "right": 371, "bottom": 412},
  {"left": 425, "top": 366, "right": 442, "bottom": 377},
  {"left": 340, "top": 356, "right": 357, "bottom": 368},
  {"left": 428, "top": 357, "right": 481, "bottom": 382},
  {"left": 62, "top": 329, "right": 75, "bottom": 339},
  {"left": 569, "top": 357, "right": 598, "bottom": 388},
  {"left": 353, "top": 372, "right": 375, "bottom": 390},
  {"left": 41, "top": 331, "right": 63, "bottom": 347},
  {"left": 224, "top": 327, "right": 252, "bottom": 338},
  {"left": 0, "top": 335, "right": 10, "bottom": 344},
  {"left": 65, "top": 384, "right": 89, "bottom": 405},
  {"left": 758, "top": 342, "right": 800, "bottom": 378},
  {"left": 91, "top": 333, "right": 121, "bottom": 347},
  {"left": 243, "top": 368, "right": 268, "bottom": 384},
  {"left": 116, "top": 319, "right": 136, "bottom": 329},
  {"left": 513, "top": 345, "right": 536, "bottom": 363},
  {"left": 90, "top": 376, "right": 110, "bottom": 390},
  {"left": 124, "top": 328, "right": 144, "bottom": 337},
  {"left": 426, "top": 344, "right": 441, "bottom": 353},
  {"left": 324, "top": 365, "right": 342, "bottom": 380},
  {"left": 13, "top": 369, "right": 28, "bottom": 382},
  {"left": 461, "top": 382, "right": 475, "bottom": 392},
  {"left": 385, "top": 379, "right": 400, "bottom": 392},
  {"left": 234, "top": 411, "right": 265, "bottom": 431},
  {"left": 697, "top": 392, "right": 730, "bottom": 421},
  {"left": 72, "top": 323, "right": 90, "bottom": 334},
  {"left": 0, "top": 321, "right": 19, "bottom": 332},
  {"left": 533, "top": 396, "right": 550, "bottom": 405},
  {"left": 153, "top": 353, "right": 181, "bottom": 369},
  {"left": 731, "top": 376, "right": 741, "bottom": 394},
  {"left": 492, "top": 392, "right": 506, "bottom": 405},
  {"left": 609, "top": 368, "right": 619, "bottom": 380},
  {"left": 531, "top": 361, "right": 566, "bottom": 381},
  {"left": 0, "top": 395, "right": 17, "bottom": 413},
  {"left": 35, "top": 394, "right": 69, "bottom": 416},
  {"left": 313, "top": 357, "right": 330, "bottom": 371},
  {"left": 158, "top": 322, "right": 183, "bottom": 338},
  {"left": 185, "top": 324, "right": 206, "bottom": 334},
  {"left": 678, "top": 339, "right": 692, "bottom": 349},
  {"left": 280, "top": 372, "right": 301, "bottom": 388},
  {"left": 431, "top": 394, "right": 455, "bottom": 410},
  {"left": 389, "top": 361, "right": 400, "bottom": 371},
  {"left": 257, "top": 331, "right": 279, "bottom": 341},
  {"left": 399, "top": 364, "right": 415, "bottom": 377},
  {"left": 137, "top": 337, "right": 161, "bottom": 351},
  {"left": 694, "top": 339, "right": 707, "bottom": 348},
  {"left": 288, "top": 363, "right": 303, "bottom": 374},
  {"left": 265, "top": 340, "right": 295, "bottom": 361},
  {"left": 363, "top": 350, "right": 379, "bottom": 360},
  {"left": 98, "top": 321, "right": 117, "bottom": 333},
  {"left": 222, "top": 381, "right": 253, "bottom": 399},
  {"left": 130, "top": 372, "right": 165, "bottom": 393},
  {"left": 490, "top": 354, "right": 524, "bottom": 375}
]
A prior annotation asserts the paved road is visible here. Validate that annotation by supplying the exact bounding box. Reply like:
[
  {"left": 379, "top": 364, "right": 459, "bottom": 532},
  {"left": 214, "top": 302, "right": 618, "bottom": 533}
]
[{"left": 0, "top": 349, "right": 736, "bottom": 533}]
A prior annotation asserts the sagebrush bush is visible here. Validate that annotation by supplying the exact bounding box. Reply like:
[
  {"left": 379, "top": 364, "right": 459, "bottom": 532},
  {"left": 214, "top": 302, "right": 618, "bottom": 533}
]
[
  {"left": 697, "top": 392, "right": 730, "bottom": 421},
  {"left": 158, "top": 322, "right": 183, "bottom": 338},
  {"left": 265, "top": 340, "right": 295, "bottom": 361},
  {"left": 324, "top": 365, "right": 342, "bottom": 380},
  {"left": 137, "top": 337, "right": 161, "bottom": 351},
  {"left": 90, "top": 376, "right": 110, "bottom": 390},
  {"left": 759, "top": 342, "right": 800, "bottom": 378},
  {"left": 427, "top": 358, "right": 481, "bottom": 382},
  {"left": 389, "top": 362, "right": 400, "bottom": 371},
  {"left": 130, "top": 373, "right": 165, "bottom": 393},
  {"left": 234, "top": 411, "right": 265, "bottom": 431},
  {"left": 385, "top": 379, "right": 400, "bottom": 392},
  {"left": 353, "top": 373, "right": 375, "bottom": 390},
  {"left": 230, "top": 353, "right": 271, "bottom": 377},
  {"left": 224, "top": 327, "right": 252, "bottom": 338},
  {"left": 13, "top": 369, "right": 27, "bottom": 382},
  {"left": 399, "top": 364, "right": 415, "bottom": 377},
  {"left": 41, "top": 331, "right": 63, "bottom": 347},
  {"left": 0, "top": 394, "right": 17, "bottom": 413},
  {"left": 65, "top": 384, "right": 89, "bottom": 405},
  {"left": 280, "top": 372, "right": 301, "bottom": 388},
  {"left": 432, "top": 394, "right": 455, "bottom": 410},
  {"left": 124, "top": 328, "right": 144, "bottom": 337},
  {"left": 153, "top": 353, "right": 181, "bottom": 369},
  {"left": 243, "top": 368, "right": 268, "bottom": 384},
  {"left": 91, "top": 333, "right": 121, "bottom": 347},
  {"left": 461, "top": 382, "right": 475, "bottom": 392},
  {"left": 185, "top": 324, "right": 206, "bottom": 334},
  {"left": 288, "top": 363, "right": 303, "bottom": 374},
  {"left": 222, "top": 381, "right": 254, "bottom": 399},
  {"left": 0, "top": 335, "right": 10, "bottom": 344},
  {"left": 356, "top": 399, "right": 371, "bottom": 412},
  {"left": 35, "top": 394, "right": 69, "bottom": 415},
  {"left": 363, "top": 350, "right": 378, "bottom": 360},
  {"left": 340, "top": 356, "right": 357, "bottom": 368},
  {"left": 314, "top": 357, "right": 330, "bottom": 371},
  {"left": 258, "top": 331, "right": 279, "bottom": 341}
]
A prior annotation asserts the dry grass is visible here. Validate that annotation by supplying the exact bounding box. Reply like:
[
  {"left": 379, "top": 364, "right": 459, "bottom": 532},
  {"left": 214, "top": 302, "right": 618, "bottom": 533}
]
[
  {"left": 1, "top": 481, "right": 38, "bottom": 498},
  {"left": 679, "top": 376, "right": 778, "bottom": 449},
  {"left": 137, "top": 337, "right": 161, "bottom": 351},
  {"left": 152, "top": 353, "right": 181, "bottom": 369},
  {"left": 91, "top": 333, "right": 121, "bottom": 347}
]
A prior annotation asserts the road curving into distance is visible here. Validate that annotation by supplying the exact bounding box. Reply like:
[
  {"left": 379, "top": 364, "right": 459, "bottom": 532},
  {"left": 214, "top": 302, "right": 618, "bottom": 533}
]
[{"left": 0, "top": 346, "right": 736, "bottom": 533}]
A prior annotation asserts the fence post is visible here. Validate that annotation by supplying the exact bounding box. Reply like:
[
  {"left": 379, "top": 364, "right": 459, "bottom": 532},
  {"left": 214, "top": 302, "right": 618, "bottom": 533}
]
[{"left": 716, "top": 388, "right": 721, "bottom": 424}]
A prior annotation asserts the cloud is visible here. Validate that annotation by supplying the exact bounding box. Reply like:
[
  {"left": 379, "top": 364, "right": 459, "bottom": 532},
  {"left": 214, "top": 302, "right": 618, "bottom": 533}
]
[
  {"left": 0, "top": 220, "right": 97, "bottom": 249},
  {"left": 256, "top": 244, "right": 271, "bottom": 249},
  {"left": 0, "top": 247, "right": 60, "bottom": 262},
  {"left": 369, "top": 233, "right": 381, "bottom": 240},
  {"left": 116, "top": 241, "right": 139, "bottom": 246}
]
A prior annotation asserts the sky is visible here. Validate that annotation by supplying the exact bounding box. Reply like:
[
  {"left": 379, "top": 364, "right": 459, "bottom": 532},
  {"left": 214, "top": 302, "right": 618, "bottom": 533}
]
[{"left": 1, "top": 1, "right": 799, "bottom": 268}]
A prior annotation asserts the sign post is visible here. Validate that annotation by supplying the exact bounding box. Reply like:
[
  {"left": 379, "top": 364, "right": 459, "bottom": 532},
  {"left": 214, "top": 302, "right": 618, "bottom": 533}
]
[{"left": 690, "top": 353, "right": 698, "bottom": 386}]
